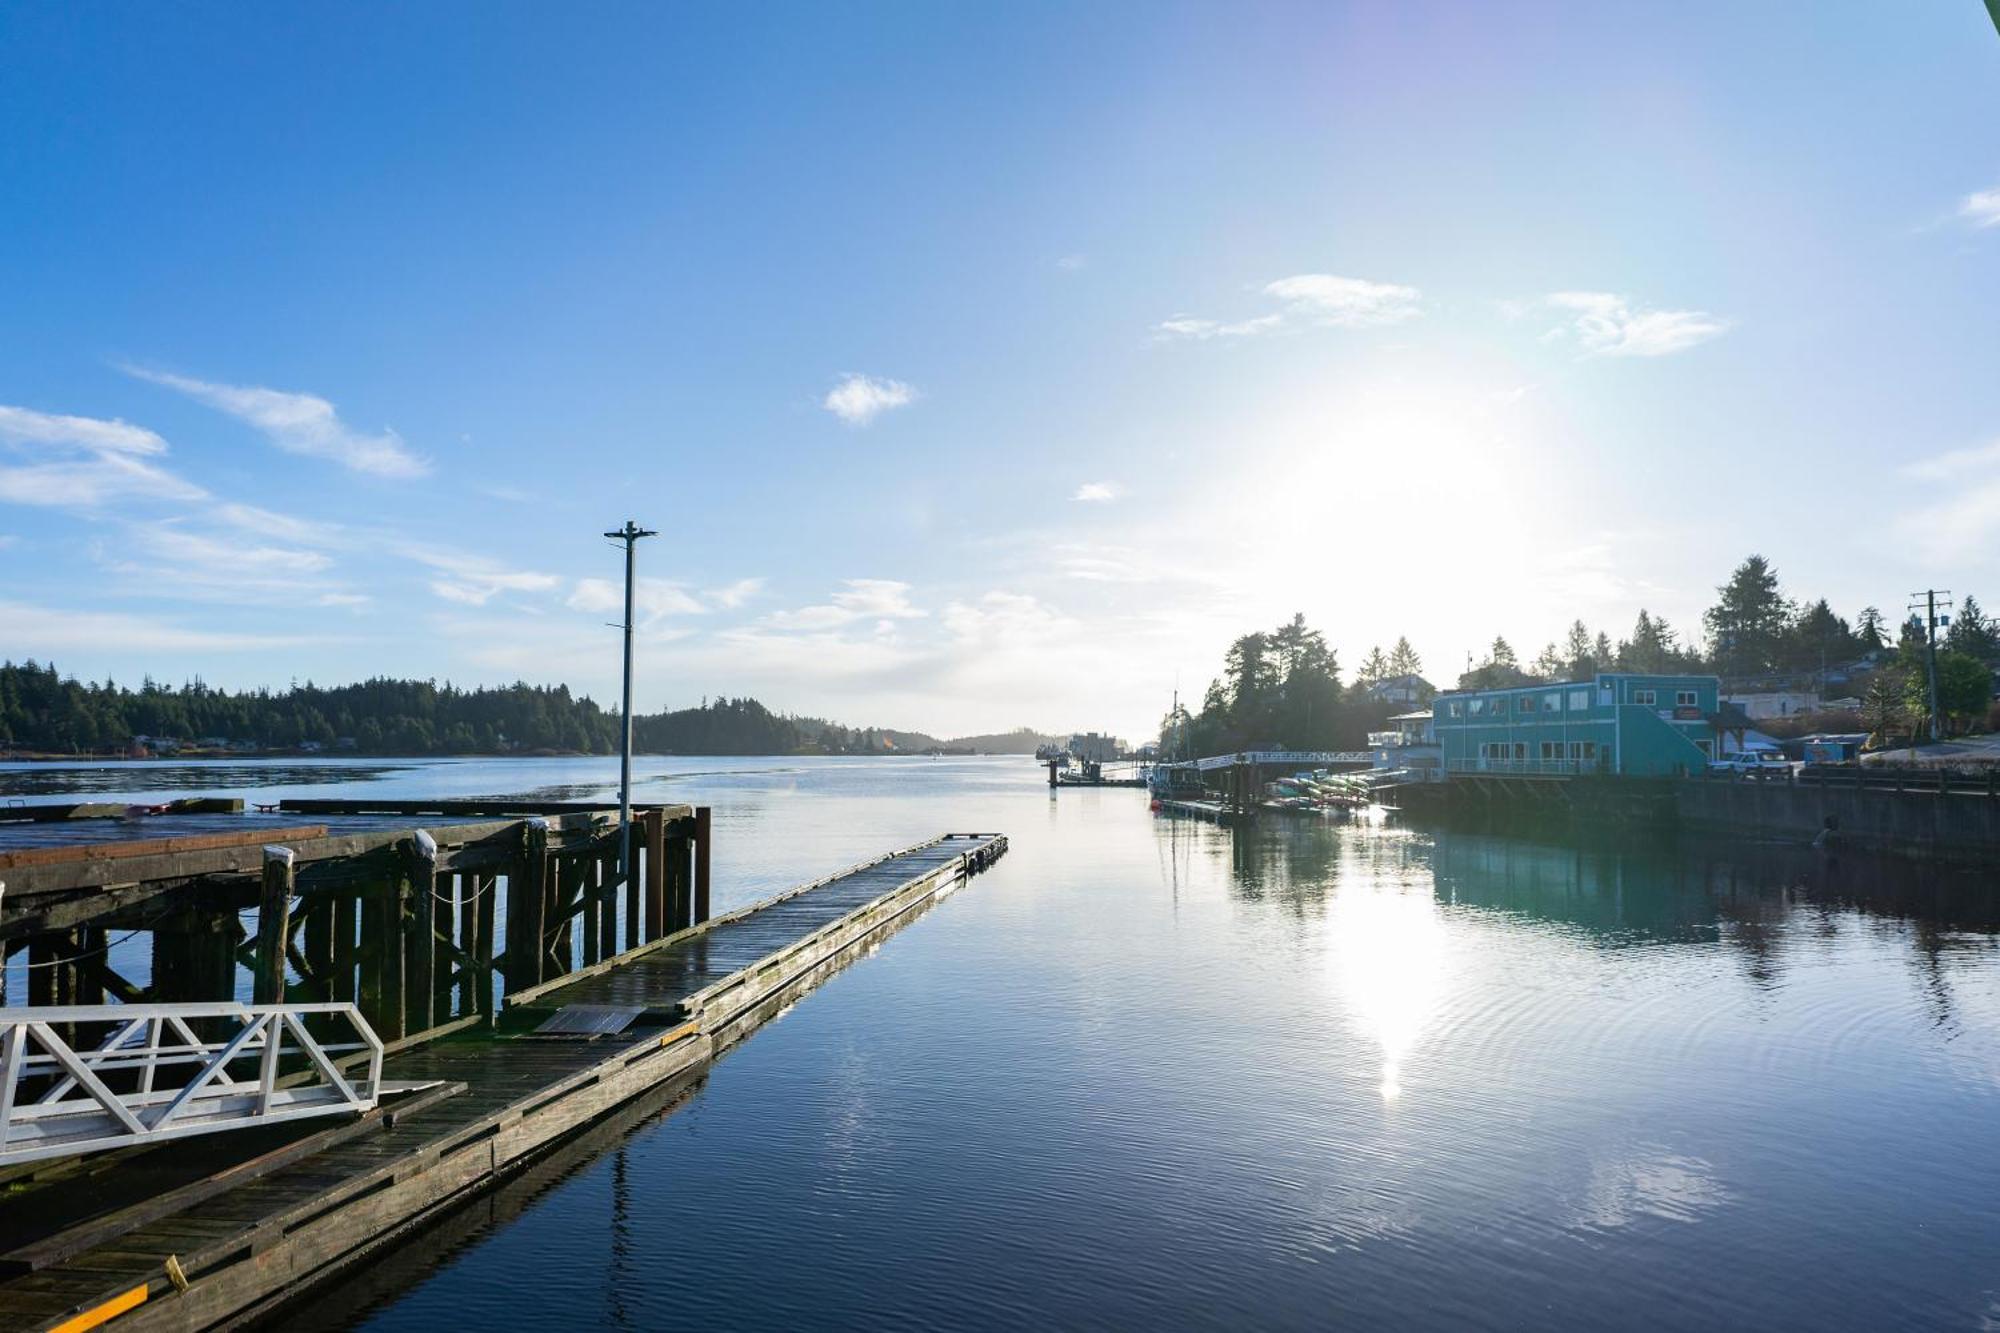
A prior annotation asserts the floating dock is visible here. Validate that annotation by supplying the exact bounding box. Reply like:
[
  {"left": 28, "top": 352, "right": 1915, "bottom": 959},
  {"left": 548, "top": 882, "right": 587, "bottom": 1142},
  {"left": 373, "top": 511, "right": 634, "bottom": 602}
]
[
  {"left": 1151, "top": 798, "right": 1255, "bottom": 827},
  {"left": 0, "top": 802, "right": 1005, "bottom": 1331}
]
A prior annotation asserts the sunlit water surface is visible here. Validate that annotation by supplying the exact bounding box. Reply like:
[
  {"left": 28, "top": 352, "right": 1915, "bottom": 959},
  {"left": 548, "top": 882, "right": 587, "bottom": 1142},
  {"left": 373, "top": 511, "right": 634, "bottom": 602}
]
[{"left": 7, "top": 755, "right": 1999, "bottom": 1329}]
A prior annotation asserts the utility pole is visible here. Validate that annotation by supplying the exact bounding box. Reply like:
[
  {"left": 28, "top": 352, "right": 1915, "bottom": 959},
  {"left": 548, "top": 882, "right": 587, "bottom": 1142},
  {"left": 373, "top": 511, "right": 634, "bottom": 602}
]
[
  {"left": 1908, "top": 589, "right": 1952, "bottom": 744},
  {"left": 606, "top": 520, "right": 657, "bottom": 891}
]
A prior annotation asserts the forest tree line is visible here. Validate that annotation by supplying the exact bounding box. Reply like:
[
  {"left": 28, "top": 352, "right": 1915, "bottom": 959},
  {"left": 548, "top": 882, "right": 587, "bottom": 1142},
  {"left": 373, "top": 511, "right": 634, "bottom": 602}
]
[
  {"left": 0, "top": 665, "right": 958, "bottom": 757},
  {"left": 1168, "top": 554, "right": 2000, "bottom": 753}
]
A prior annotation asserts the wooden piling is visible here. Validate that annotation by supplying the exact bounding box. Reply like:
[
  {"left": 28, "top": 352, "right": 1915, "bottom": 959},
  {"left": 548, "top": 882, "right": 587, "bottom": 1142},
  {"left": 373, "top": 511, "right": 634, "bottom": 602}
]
[
  {"left": 693, "top": 806, "right": 712, "bottom": 924},
  {"left": 504, "top": 821, "right": 551, "bottom": 993},
  {"left": 665, "top": 824, "right": 691, "bottom": 933},
  {"left": 404, "top": 837, "right": 438, "bottom": 1034},
  {"left": 253, "top": 846, "right": 296, "bottom": 1005},
  {"left": 642, "top": 809, "right": 666, "bottom": 944}
]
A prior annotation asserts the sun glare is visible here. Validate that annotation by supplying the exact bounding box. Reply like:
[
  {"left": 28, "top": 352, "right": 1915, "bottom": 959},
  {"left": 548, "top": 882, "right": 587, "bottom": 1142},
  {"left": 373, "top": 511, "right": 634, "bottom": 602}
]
[{"left": 1328, "top": 880, "right": 1448, "bottom": 1102}]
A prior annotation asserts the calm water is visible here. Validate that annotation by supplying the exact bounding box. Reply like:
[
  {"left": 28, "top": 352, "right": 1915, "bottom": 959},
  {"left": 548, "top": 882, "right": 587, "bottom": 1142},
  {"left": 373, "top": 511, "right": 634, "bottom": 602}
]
[{"left": 8, "top": 756, "right": 2000, "bottom": 1329}]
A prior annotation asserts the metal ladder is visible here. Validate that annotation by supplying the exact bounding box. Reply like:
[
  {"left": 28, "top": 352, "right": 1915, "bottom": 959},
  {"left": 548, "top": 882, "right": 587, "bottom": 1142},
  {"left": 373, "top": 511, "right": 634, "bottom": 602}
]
[{"left": 0, "top": 1002, "right": 384, "bottom": 1167}]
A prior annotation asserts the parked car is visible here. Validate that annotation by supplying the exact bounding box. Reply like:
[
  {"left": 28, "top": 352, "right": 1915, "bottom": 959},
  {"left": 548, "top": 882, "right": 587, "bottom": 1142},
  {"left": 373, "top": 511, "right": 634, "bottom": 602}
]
[{"left": 1710, "top": 751, "right": 1792, "bottom": 778}]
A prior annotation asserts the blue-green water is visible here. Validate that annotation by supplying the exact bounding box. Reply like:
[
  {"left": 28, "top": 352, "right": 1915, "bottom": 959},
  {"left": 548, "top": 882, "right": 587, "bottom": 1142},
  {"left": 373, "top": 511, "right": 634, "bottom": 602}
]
[{"left": 7, "top": 756, "right": 1999, "bottom": 1329}]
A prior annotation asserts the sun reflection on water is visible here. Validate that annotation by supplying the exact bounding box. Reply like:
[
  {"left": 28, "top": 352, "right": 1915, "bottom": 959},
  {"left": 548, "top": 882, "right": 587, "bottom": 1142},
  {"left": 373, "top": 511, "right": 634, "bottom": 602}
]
[{"left": 1328, "top": 880, "right": 1447, "bottom": 1100}]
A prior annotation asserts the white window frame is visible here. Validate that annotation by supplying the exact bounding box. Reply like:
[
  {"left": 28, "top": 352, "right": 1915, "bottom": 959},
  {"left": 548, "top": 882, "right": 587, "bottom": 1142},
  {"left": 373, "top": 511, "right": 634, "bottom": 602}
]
[{"left": 1632, "top": 688, "right": 1657, "bottom": 706}]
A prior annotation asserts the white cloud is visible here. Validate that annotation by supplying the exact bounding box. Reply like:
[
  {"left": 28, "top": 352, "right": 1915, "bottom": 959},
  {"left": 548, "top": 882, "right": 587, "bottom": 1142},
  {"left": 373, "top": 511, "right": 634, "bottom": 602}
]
[
  {"left": 135, "top": 524, "right": 332, "bottom": 575},
  {"left": 1896, "top": 437, "right": 2000, "bottom": 562},
  {"left": 127, "top": 367, "right": 430, "bottom": 478},
  {"left": 1156, "top": 272, "right": 1420, "bottom": 341},
  {"left": 214, "top": 502, "right": 345, "bottom": 546},
  {"left": 1263, "top": 274, "right": 1423, "bottom": 327},
  {"left": 0, "top": 404, "right": 167, "bottom": 456},
  {"left": 0, "top": 599, "right": 310, "bottom": 651},
  {"left": 0, "top": 403, "right": 207, "bottom": 510},
  {"left": 1960, "top": 188, "right": 2000, "bottom": 229},
  {"left": 1057, "top": 254, "right": 1087, "bottom": 271},
  {"left": 1544, "top": 291, "right": 1730, "bottom": 357},
  {"left": 822, "top": 374, "right": 916, "bottom": 426},
  {"left": 765, "top": 578, "right": 925, "bottom": 630},
  {"left": 1153, "top": 313, "right": 1284, "bottom": 340},
  {"left": 1901, "top": 437, "right": 2000, "bottom": 483},
  {"left": 396, "top": 541, "right": 559, "bottom": 606},
  {"left": 567, "top": 576, "right": 705, "bottom": 625},
  {"left": 1072, "top": 481, "right": 1122, "bottom": 503},
  {"left": 705, "top": 577, "right": 765, "bottom": 609}
]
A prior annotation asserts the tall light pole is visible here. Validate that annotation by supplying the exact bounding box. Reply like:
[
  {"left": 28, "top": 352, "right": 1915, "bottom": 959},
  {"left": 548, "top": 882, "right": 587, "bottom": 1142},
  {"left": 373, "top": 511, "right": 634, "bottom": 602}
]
[{"left": 606, "top": 520, "right": 657, "bottom": 890}]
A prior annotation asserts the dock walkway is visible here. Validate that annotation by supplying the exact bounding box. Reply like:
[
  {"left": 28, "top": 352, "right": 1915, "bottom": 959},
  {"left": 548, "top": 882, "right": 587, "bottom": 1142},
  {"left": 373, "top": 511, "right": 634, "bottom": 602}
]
[{"left": 0, "top": 832, "right": 1005, "bottom": 1332}]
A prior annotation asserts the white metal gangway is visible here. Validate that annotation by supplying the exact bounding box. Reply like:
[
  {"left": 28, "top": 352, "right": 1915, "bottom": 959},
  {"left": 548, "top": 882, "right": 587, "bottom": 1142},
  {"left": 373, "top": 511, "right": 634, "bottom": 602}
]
[{"left": 0, "top": 1002, "right": 384, "bottom": 1166}]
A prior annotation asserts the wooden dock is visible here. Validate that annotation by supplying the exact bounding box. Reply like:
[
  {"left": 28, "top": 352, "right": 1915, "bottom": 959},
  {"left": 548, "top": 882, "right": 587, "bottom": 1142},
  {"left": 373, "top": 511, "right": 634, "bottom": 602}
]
[
  {"left": 0, "top": 805, "right": 1005, "bottom": 1331},
  {"left": 1151, "top": 798, "right": 1255, "bottom": 827}
]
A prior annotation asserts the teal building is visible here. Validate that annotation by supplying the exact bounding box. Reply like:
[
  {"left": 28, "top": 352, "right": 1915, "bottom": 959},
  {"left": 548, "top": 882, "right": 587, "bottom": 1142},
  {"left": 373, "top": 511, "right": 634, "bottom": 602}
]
[{"left": 1432, "top": 673, "right": 1721, "bottom": 778}]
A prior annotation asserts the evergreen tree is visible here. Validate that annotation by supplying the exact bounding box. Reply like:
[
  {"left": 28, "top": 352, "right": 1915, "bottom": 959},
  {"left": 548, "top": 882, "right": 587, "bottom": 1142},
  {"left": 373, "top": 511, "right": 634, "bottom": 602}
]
[
  {"left": 1946, "top": 595, "right": 1997, "bottom": 661},
  {"left": 1357, "top": 646, "right": 1389, "bottom": 685},
  {"left": 1854, "top": 606, "right": 1886, "bottom": 653},
  {"left": 1703, "top": 554, "right": 1790, "bottom": 676},
  {"left": 1532, "top": 642, "right": 1566, "bottom": 680},
  {"left": 1387, "top": 636, "right": 1423, "bottom": 679},
  {"left": 1562, "top": 621, "right": 1595, "bottom": 679}
]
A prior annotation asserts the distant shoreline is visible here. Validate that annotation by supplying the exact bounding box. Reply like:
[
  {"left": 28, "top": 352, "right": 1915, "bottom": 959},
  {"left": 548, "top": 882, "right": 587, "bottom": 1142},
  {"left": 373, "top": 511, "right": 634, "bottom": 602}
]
[{"left": 0, "top": 749, "right": 1027, "bottom": 763}]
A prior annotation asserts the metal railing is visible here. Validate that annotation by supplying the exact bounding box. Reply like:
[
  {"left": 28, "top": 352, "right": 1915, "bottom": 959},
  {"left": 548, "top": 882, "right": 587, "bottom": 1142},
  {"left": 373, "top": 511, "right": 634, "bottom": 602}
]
[
  {"left": 0, "top": 1002, "right": 383, "bottom": 1166},
  {"left": 1446, "top": 758, "right": 1588, "bottom": 776}
]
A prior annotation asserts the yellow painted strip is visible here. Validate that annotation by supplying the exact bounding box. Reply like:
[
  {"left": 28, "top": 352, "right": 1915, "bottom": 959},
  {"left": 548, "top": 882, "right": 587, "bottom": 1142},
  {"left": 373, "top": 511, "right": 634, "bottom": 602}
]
[
  {"left": 657, "top": 1020, "right": 698, "bottom": 1048},
  {"left": 48, "top": 1283, "right": 149, "bottom": 1333}
]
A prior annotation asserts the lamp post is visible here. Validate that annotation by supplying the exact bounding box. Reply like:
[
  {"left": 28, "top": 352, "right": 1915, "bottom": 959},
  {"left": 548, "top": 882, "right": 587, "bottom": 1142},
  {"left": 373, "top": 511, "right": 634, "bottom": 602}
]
[{"left": 605, "top": 520, "right": 657, "bottom": 893}]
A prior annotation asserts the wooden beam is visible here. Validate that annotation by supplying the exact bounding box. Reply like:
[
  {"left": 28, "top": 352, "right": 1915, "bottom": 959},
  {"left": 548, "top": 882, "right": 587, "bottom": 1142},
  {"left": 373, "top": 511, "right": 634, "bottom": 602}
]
[{"left": 0, "top": 825, "right": 327, "bottom": 874}]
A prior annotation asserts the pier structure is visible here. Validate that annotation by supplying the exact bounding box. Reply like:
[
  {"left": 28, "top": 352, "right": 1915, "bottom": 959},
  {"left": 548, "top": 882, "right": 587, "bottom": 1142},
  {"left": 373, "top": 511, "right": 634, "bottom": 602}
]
[{"left": 0, "top": 800, "right": 1007, "bottom": 1331}]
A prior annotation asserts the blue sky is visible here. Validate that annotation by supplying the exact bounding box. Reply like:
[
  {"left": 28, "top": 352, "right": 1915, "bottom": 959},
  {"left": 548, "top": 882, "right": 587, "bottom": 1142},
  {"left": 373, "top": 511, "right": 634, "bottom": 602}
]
[{"left": 2, "top": 3, "right": 1997, "bottom": 738}]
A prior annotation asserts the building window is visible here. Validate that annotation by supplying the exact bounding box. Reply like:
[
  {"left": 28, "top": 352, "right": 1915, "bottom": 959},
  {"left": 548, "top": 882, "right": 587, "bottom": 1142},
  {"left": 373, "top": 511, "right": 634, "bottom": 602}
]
[
  {"left": 1633, "top": 688, "right": 1657, "bottom": 706},
  {"left": 1569, "top": 688, "right": 1590, "bottom": 711},
  {"left": 1448, "top": 700, "right": 1463, "bottom": 718},
  {"left": 1513, "top": 742, "right": 1527, "bottom": 760},
  {"left": 1469, "top": 698, "right": 1486, "bottom": 717},
  {"left": 1518, "top": 695, "right": 1536, "bottom": 714},
  {"left": 1544, "top": 692, "right": 1562, "bottom": 712},
  {"left": 1677, "top": 690, "right": 1698, "bottom": 707},
  {"left": 1583, "top": 741, "right": 1598, "bottom": 760}
]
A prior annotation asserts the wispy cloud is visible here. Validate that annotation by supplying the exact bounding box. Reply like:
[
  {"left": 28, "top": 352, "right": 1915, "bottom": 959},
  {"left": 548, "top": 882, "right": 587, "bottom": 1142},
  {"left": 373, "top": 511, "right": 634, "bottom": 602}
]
[
  {"left": 1155, "top": 272, "right": 1420, "bottom": 341},
  {"left": 0, "top": 402, "right": 206, "bottom": 508},
  {"left": 822, "top": 374, "right": 915, "bottom": 426},
  {"left": 705, "top": 576, "right": 765, "bottom": 609},
  {"left": 0, "top": 599, "right": 311, "bottom": 652},
  {"left": 1056, "top": 253, "right": 1087, "bottom": 271},
  {"left": 127, "top": 367, "right": 431, "bottom": 478},
  {"left": 1901, "top": 437, "right": 2000, "bottom": 483},
  {"left": 567, "top": 576, "right": 705, "bottom": 626},
  {"left": 1072, "top": 481, "right": 1121, "bottom": 503},
  {"left": 1543, "top": 292, "right": 1730, "bottom": 357},
  {"left": 1960, "top": 188, "right": 2000, "bottom": 230},
  {"left": 1264, "top": 274, "right": 1422, "bottom": 326},
  {"left": 1896, "top": 437, "right": 2000, "bottom": 562},
  {"left": 766, "top": 578, "right": 925, "bottom": 630},
  {"left": 95, "top": 520, "right": 364, "bottom": 608},
  {"left": 396, "top": 541, "right": 559, "bottom": 606}
]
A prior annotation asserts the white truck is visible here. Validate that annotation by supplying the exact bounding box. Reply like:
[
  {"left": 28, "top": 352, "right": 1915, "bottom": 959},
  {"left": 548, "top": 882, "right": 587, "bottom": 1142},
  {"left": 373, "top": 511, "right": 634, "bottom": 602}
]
[{"left": 1709, "top": 750, "right": 1792, "bottom": 779}]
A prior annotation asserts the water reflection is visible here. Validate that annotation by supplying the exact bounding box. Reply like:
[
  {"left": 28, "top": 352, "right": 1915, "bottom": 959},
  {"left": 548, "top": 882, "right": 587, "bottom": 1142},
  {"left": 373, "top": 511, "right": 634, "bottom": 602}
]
[
  {"left": 1327, "top": 879, "right": 1444, "bottom": 1100},
  {"left": 0, "top": 760, "right": 411, "bottom": 797}
]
